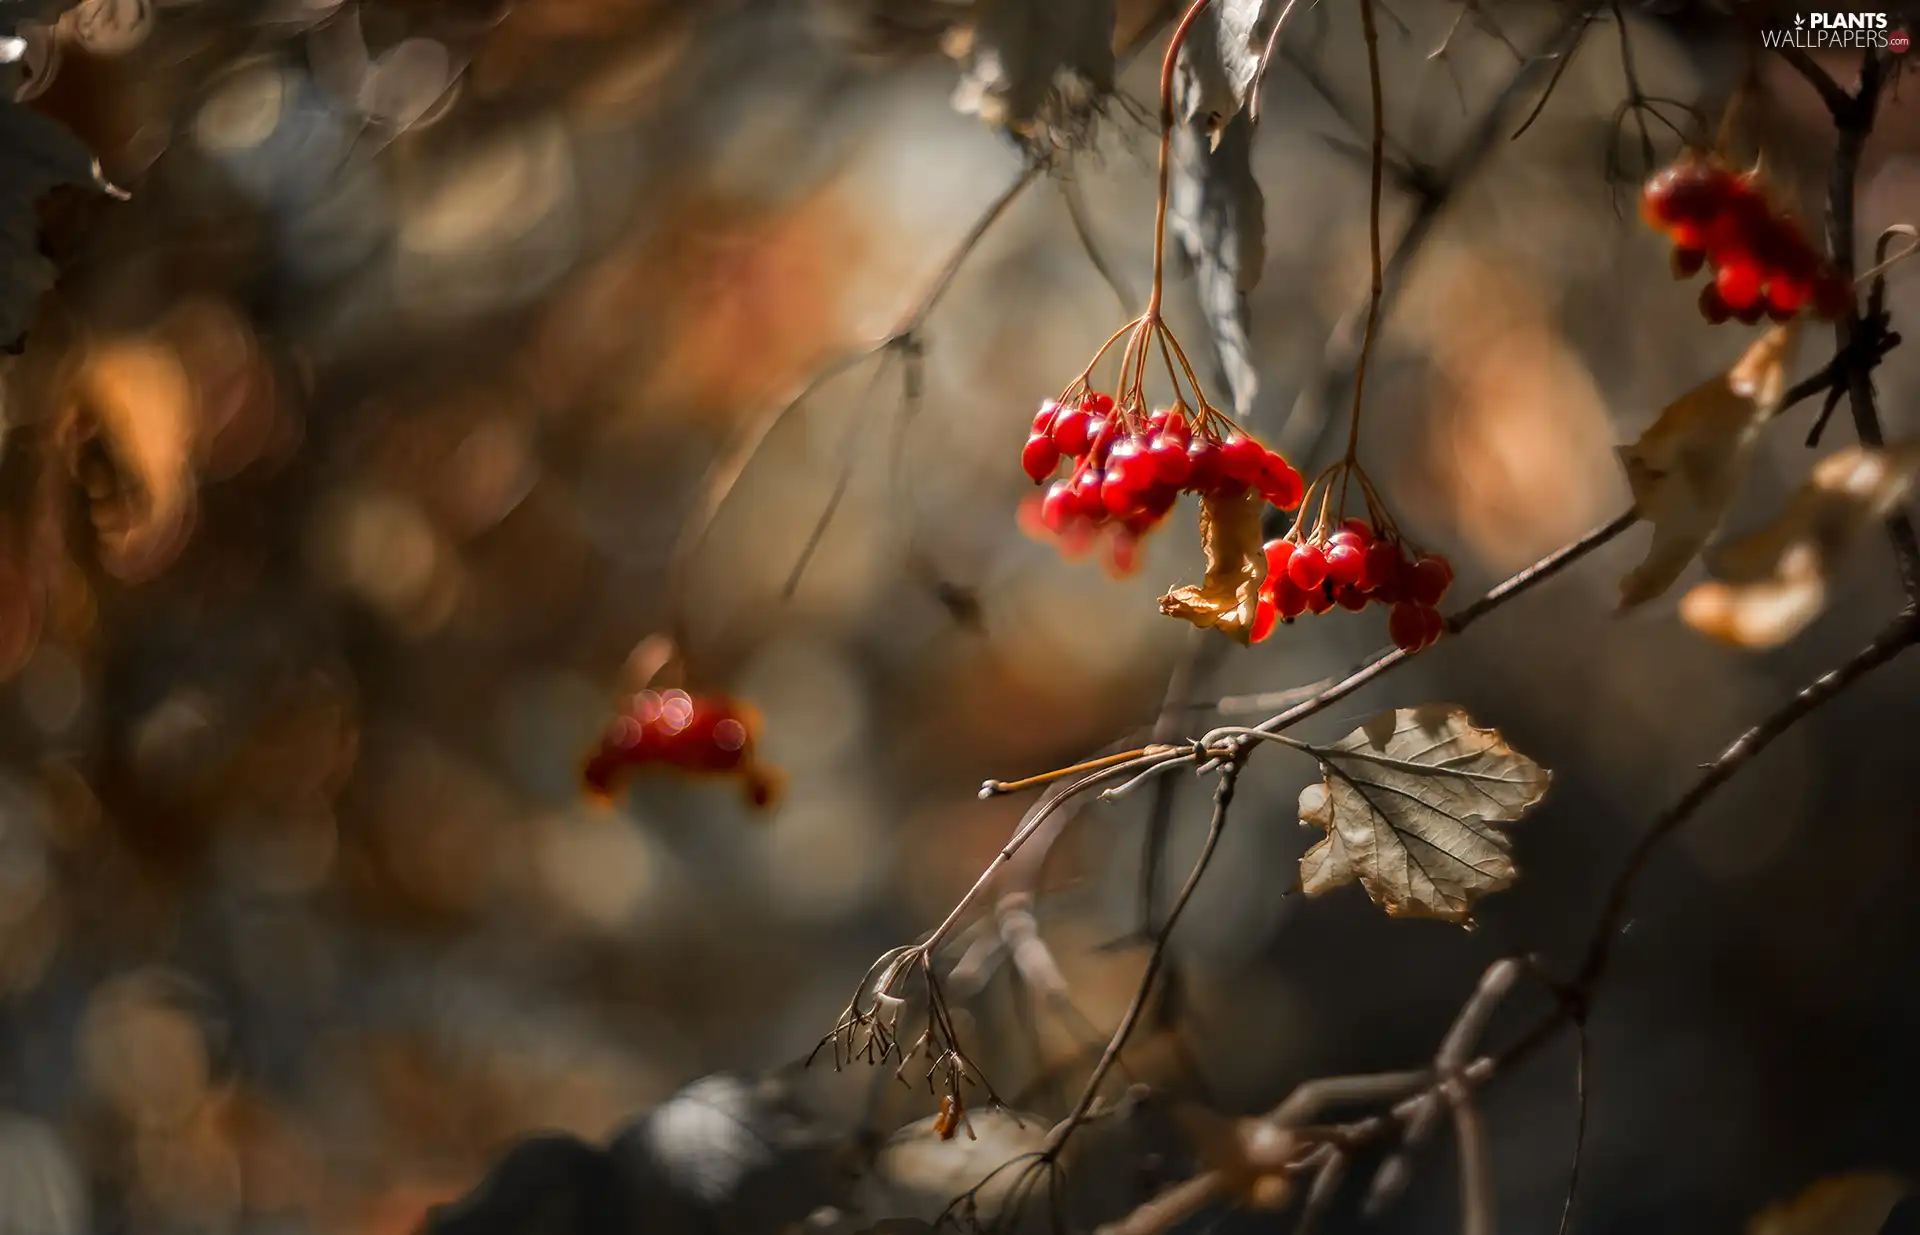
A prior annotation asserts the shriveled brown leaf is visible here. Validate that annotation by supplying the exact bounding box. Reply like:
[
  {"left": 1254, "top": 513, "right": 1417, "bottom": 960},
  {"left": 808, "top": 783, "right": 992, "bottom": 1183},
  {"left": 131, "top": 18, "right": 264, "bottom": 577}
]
[
  {"left": 1747, "top": 1171, "right": 1908, "bottom": 1235},
  {"left": 61, "top": 336, "right": 197, "bottom": 581},
  {"left": 1683, "top": 444, "right": 1920, "bottom": 649},
  {"left": 1296, "top": 704, "right": 1550, "bottom": 924},
  {"left": 1159, "top": 485, "right": 1266, "bottom": 643},
  {"left": 948, "top": 0, "right": 1115, "bottom": 148},
  {"left": 1617, "top": 325, "right": 1795, "bottom": 610}
]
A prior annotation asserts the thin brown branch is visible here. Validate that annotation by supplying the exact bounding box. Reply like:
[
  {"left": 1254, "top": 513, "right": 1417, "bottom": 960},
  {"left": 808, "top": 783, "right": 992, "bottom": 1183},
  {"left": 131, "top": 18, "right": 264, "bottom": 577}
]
[
  {"left": 1820, "top": 49, "right": 1920, "bottom": 600},
  {"left": 1554, "top": 1023, "right": 1588, "bottom": 1235},
  {"left": 1277, "top": 5, "right": 1600, "bottom": 463},
  {"left": 1046, "top": 761, "right": 1241, "bottom": 1156}
]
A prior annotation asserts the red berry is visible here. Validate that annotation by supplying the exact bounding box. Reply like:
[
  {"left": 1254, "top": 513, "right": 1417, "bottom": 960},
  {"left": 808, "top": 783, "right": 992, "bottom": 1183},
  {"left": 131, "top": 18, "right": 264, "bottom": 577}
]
[
  {"left": 1389, "top": 602, "right": 1426, "bottom": 652},
  {"left": 1263, "top": 538, "right": 1294, "bottom": 578},
  {"left": 1305, "top": 583, "right": 1336, "bottom": 615},
  {"left": 1185, "top": 439, "right": 1224, "bottom": 493},
  {"left": 1339, "top": 518, "right": 1374, "bottom": 542},
  {"left": 1220, "top": 434, "right": 1267, "bottom": 484},
  {"left": 1405, "top": 555, "right": 1453, "bottom": 607},
  {"left": 1250, "top": 589, "right": 1278, "bottom": 643},
  {"left": 1715, "top": 259, "right": 1763, "bottom": 312},
  {"left": 1671, "top": 246, "right": 1706, "bottom": 279},
  {"left": 1087, "top": 415, "right": 1119, "bottom": 463},
  {"left": 1324, "top": 540, "right": 1365, "bottom": 588},
  {"left": 1766, "top": 274, "right": 1808, "bottom": 316},
  {"left": 1287, "top": 542, "right": 1328, "bottom": 590},
  {"left": 1273, "top": 575, "right": 1310, "bottom": 619},
  {"left": 1260, "top": 462, "right": 1304, "bottom": 511},
  {"left": 1147, "top": 434, "right": 1191, "bottom": 486},
  {"left": 1148, "top": 408, "right": 1191, "bottom": 444},
  {"left": 1361, "top": 541, "right": 1400, "bottom": 592},
  {"left": 1418, "top": 604, "right": 1446, "bottom": 650},
  {"left": 1105, "top": 529, "right": 1141, "bottom": 579},
  {"left": 1032, "top": 401, "right": 1060, "bottom": 434},
  {"left": 1040, "top": 482, "right": 1073, "bottom": 532},
  {"left": 1699, "top": 282, "right": 1732, "bottom": 324},
  {"left": 1732, "top": 299, "right": 1766, "bottom": 326},
  {"left": 1335, "top": 584, "right": 1369, "bottom": 612},
  {"left": 1021, "top": 435, "right": 1060, "bottom": 483},
  {"left": 1068, "top": 468, "right": 1106, "bottom": 520},
  {"left": 1102, "top": 444, "right": 1151, "bottom": 516},
  {"left": 1081, "top": 391, "right": 1115, "bottom": 415},
  {"left": 1642, "top": 159, "right": 1737, "bottom": 228},
  {"left": 1139, "top": 483, "right": 1179, "bottom": 520},
  {"left": 1051, "top": 408, "right": 1093, "bottom": 455}
]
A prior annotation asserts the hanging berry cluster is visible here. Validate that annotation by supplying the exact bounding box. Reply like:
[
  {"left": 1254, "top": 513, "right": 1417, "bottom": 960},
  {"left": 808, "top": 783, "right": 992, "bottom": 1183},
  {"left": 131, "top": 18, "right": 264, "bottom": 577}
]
[
  {"left": 583, "top": 689, "right": 783, "bottom": 810},
  {"left": 1641, "top": 154, "right": 1850, "bottom": 325},
  {"left": 1252, "top": 518, "right": 1452, "bottom": 649},
  {"left": 1021, "top": 390, "right": 1304, "bottom": 572}
]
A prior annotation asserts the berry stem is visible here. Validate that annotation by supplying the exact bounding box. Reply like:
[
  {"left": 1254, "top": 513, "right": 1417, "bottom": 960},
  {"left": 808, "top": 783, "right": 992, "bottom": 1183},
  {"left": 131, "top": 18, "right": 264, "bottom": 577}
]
[
  {"left": 1344, "top": 0, "right": 1387, "bottom": 487},
  {"left": 1149, "top": 0, "right": 1214, "bottom": 323}
]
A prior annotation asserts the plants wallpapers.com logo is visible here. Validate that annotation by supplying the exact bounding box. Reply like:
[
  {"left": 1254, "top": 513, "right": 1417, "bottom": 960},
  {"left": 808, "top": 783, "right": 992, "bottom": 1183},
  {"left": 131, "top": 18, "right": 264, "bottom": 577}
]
[{"left": 1762, "top": 11, "right": 1912, "bottom": 51}]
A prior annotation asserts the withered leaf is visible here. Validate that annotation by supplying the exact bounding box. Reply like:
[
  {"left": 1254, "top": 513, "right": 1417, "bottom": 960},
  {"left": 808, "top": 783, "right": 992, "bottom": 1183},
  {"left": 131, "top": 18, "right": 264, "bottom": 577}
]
[
  {"left": 1682, "top": 444, "right": 1920, "bottom": 649},
  {"left": 1747, "top": 1172, "right": 1909, "bottom": 1235},
  {"left": 62, "top": 337, "right": 197, "bottom": 581},
  {"left": 1617, "top": 325, "right": 1795, "bottom": 610},
  {"left": 948, "top": 0, "right": 1115, "bottom": 149},
  {"left": 1169, "top": 59, "right": 1264, "bottom": 418},
  {"left": 1173, "top": 0, "right": 1272, "bottom": 139},
  {"left": 1296, "top": 704, "right": 1550, "bottom": 924},
  {"left": 1159, "top": 485, "right": 1266, "bottom": 642}
]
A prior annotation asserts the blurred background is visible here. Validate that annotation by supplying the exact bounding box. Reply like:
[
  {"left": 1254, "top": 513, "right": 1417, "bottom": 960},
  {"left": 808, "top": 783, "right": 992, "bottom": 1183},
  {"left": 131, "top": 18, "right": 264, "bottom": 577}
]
[{"left": 3, "top": 0, "right": 1920, "bottom": 1231}]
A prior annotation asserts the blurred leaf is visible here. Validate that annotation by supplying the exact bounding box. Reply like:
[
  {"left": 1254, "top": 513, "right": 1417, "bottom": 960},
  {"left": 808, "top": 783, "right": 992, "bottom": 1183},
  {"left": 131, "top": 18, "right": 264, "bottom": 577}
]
[
  {"left": 1683, "top": 444, "right": 1920, "bottom": 649},
  {"left": 62, "top": 337, "right": 197, "bottom": 581},
  {"left": 0, "top": 1112, "right": 87, "bottom": 1235},
  {"left": 1169, "top": 109, "right": 1263, "bottom": 418},
  {"left": 1747, "top": 1172, "right": 1909, "bottom": 1235},
  {"left": 1159, "top": 485, "right": 1266, "bottom": 643},
  {"left": 1173, "top": 0, "right": 1271, "bottom": 138},
  {"left": 0, "top": 98, "right": 119, "bottom": 350},
  {"left": 948, "top": 0, "right": 1115, "bottom": 147},
  {"left": 606, "top": 1073, "right": 846, "bottom": 1235},
  {"left": 423, "top": 1133, "right": 613, "bottom": 1235},
  {"left": 1617, "top": 325, "right": 1794, "bottom": 610},
  {"left": 1296, "top": 704, "right": 1550, "bottom": 924}
]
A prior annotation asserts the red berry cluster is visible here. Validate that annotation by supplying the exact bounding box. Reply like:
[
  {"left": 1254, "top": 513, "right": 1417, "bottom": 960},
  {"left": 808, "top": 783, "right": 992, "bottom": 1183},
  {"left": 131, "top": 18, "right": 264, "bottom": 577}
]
[
  {"left": 1640, "top": 155, "right": 1850, "bottom": 325},
  {"left": 1250, "top": 519, "right": 1452, "bottom": 652},
  {"left": 583, "top": 689, "right": 782, "bottom": 809},
  {"left": 1022, "top": 392, "right": 1304, "bottom": 563}
]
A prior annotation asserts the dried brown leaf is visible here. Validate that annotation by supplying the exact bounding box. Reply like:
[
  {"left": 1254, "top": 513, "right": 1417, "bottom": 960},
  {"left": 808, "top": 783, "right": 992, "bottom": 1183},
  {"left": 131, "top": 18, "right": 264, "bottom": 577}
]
[
  {"left": 62, "top": 337, "right": 197, "bottom": 581},
  {"left": 1682, "top": 444, "right": 1920, "bottom": 649},
  {"left": 1158, "top": 485, "right": 1266, "bottom": 643},
  {"left": 1296, "top": 704, "right": 1550, "bottom": 924},
  {"left": 1173, "top": 0, "right": 1271, "bottom": 140},
  {"left": 1747, "top": 1172, "right": 1909, "bottom": 1235},
  {"left": 1617, "top": 325, "right": 1795, "bottom": 610},
  {"left": 948, "top": 0, "right": 1115, "bottom": 148}
]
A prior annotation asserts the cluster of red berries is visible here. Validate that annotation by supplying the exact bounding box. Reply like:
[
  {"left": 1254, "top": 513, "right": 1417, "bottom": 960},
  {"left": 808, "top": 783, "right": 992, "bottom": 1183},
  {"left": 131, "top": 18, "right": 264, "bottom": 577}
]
[
  {"left": 1251, "top": 519, "right": 1453, "bottom": 652},
  {"left": 583, "top": 689, "right": 781, "bottom": 809},
  {"left": 1021, "top": 392, "right": 1304, "bottom": 559},
  {"left": 1641, "top": 155, "right": 1849, "bottom": 325}
]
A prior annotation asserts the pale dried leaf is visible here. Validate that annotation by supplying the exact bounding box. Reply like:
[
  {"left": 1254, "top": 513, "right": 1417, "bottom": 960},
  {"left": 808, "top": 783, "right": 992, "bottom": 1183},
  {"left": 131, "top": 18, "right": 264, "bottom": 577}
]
[
  {"left": 948, "top": 0, "right": 1115, "bottom": 148},
  {"left": 1682, "top": 444, "right": 1920, "bottom": 649},
  {"left": 1617, "top": 325, "right": 1795, "bottom": 610},
  {"left": 1747, "top": 1171, "right": 1909, "bottom": 1235},
  {"left": 0, "top": 99, "right": 120, "bottom": 350},
  {"left": 1169, "top": 103, "right": 1263, "bottom": 418},
  {"left": 1296, "top": 704, "right": 1550, "bottom": 924},
  {"left": 1159, "top": 485, "right": 1266, "bottom": 642},
  {"left": 1173, "top": 0, "right": 1271, "bottom": 137}
]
